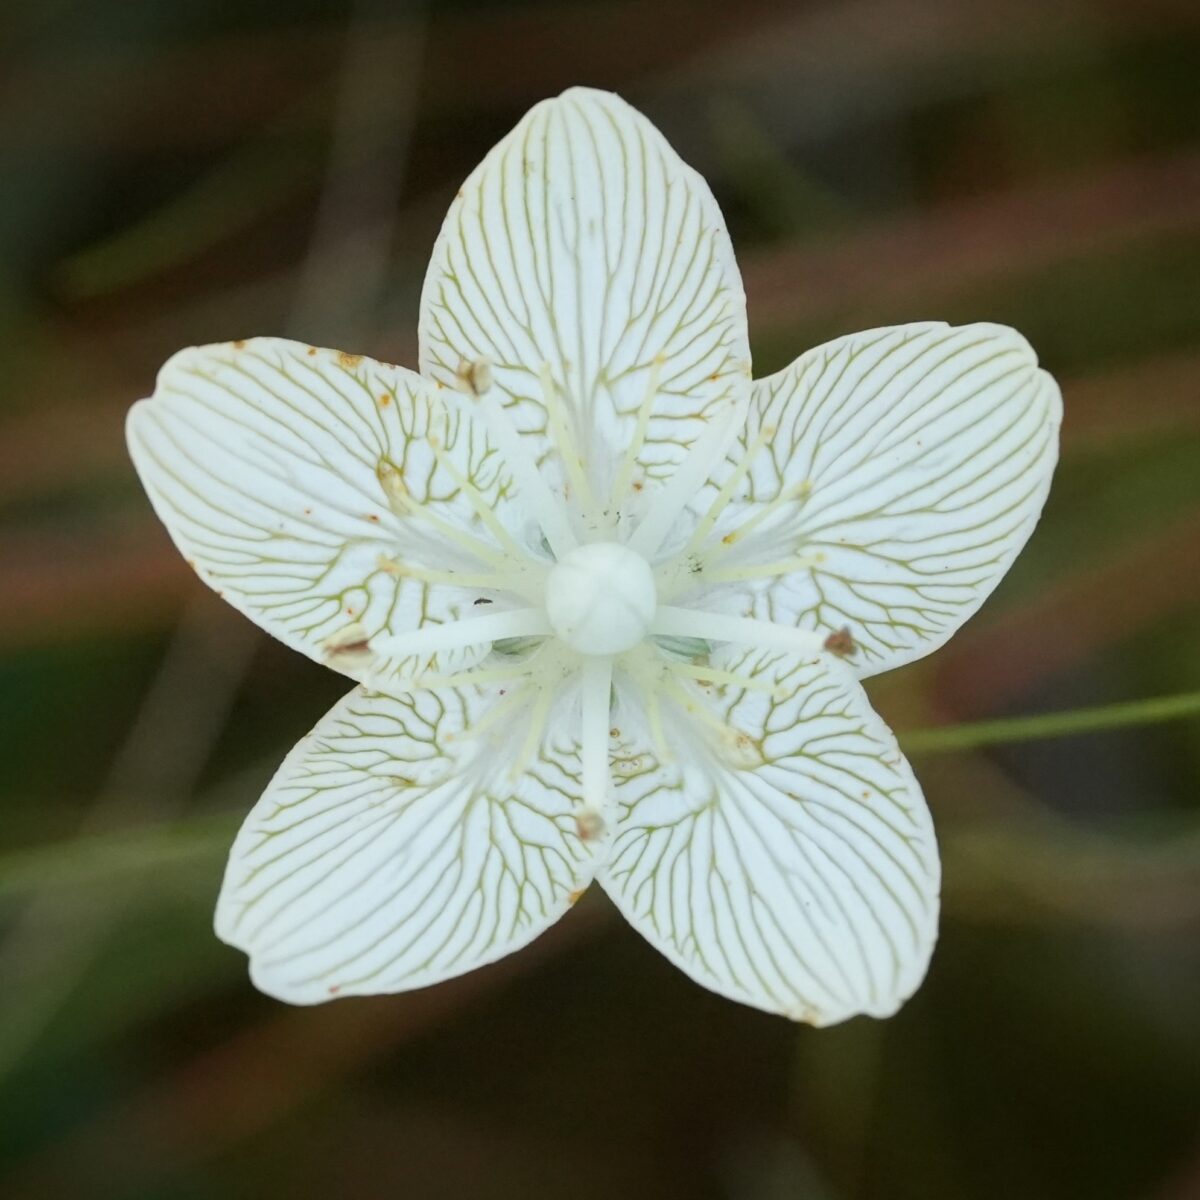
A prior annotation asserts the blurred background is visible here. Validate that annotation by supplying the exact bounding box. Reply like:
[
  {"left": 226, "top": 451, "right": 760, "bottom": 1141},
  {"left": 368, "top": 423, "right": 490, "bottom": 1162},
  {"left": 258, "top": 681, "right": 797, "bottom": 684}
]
[{"left": 2, "top": 0, "right": 1198, "bottom": 1196}]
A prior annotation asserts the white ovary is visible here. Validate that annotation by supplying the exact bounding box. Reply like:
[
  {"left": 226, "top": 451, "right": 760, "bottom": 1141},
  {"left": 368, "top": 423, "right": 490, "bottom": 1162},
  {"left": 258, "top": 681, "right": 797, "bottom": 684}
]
[{"left": 544, "top": 541, "right": 657, "bottom": 656}]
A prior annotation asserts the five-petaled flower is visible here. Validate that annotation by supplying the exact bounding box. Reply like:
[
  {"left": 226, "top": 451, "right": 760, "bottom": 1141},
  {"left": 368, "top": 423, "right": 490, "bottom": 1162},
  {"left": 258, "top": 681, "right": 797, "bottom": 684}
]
[{"left": 128, "top": 88, "right": 1060, "bottom": 1023}]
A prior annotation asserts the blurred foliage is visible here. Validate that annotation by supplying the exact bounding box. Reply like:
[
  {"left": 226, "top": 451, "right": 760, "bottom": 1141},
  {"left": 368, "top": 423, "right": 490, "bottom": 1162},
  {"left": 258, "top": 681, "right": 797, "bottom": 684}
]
[{"left": 1, "top": 0, "right": 1198, "bottom": 1197}]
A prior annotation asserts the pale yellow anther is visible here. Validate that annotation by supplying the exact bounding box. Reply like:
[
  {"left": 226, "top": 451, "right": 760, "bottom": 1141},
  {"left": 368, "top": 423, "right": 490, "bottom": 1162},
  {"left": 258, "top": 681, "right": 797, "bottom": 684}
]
[
  {"left": 455, "top": 358, "right": 494, "bottom": 396},
  {"left": 377, "top": 459, "right": 408, "bottom": 509}
]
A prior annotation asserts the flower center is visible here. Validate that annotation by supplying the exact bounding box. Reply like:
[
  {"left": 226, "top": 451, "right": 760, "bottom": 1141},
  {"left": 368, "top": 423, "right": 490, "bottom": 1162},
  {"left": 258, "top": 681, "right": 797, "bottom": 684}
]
[{"left": 544, "top": 542, "right": 656, "bottom": 656}]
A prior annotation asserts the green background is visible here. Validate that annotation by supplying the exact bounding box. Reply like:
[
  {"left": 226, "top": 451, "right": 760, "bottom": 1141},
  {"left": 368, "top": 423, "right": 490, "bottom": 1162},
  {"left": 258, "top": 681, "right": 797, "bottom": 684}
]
[{"left": 1, "top": 0, "right": 1198, "bottom": 1196}]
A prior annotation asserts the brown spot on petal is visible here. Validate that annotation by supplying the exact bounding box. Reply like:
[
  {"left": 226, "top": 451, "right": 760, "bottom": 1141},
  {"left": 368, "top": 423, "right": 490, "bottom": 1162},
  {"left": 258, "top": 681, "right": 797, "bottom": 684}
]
[
  {"left": 337, "top": 351, "right": 363, "bottom": 369},
  {"left": 568, "top": 889, "right": 586, "bottom": 906},
  {"left": 379, "top": 393, "right": 391, "bottom": 406},
  {"left": 232, "top": 339, "right": 246, "bottom": 349}
]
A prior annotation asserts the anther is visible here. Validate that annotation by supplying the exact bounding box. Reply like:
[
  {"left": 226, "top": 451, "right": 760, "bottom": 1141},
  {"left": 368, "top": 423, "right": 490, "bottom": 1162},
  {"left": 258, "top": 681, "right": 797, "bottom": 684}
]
[
  {"left": 456, "top": 358, "right": 493, "bottom": 396},
  {"left": 823, "top": 627, "right": 857, "bottom": 658}
]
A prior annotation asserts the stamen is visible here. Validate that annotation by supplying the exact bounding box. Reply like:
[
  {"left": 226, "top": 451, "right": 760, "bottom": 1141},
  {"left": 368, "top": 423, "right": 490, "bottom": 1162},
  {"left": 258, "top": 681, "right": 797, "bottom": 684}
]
[
  {"left": 668, "top": 660, "right": 783, "bottom": 697},
  {"left": 650, "top": 606, "right": 826, "bottom": 657},
  {"left": 662, "top": 681, "right": 765, "bottom": 770},
  {"left": 378, "top": 460, "right": 510, "bottom": 568},
  {"left": 370, "top": 607, "right": 550, "bottom": 659},
  {"left": 427, "top": 428, "right": 529, "bottom": 562},
  {"left": 617, "top": 653, "right": 675, "bottom": 765},
  {"left": 607, "top": 355, "right": 664, "bottom": 516},
  {"left": 696, "top": 552, "right": 826, "bottom": 586},
  {"left": 394, "top": 660, "right": 541, "bottom": 692},
  {"left": 703, "top": 478, "right": 813, "bottom": 560},
  {"left": 463, "top": 683, "right": 534, "bottom": 740},
  {"left": 578, "top": 655, "right": 614, "bottom": 840},
  {"left": 628, "top": 405, "right": 740, "bottom": 559},
  {"left": 377, "top": 554, "right": 539, "bottom": 597},
  {"left": 509, "top": 687, "right": 554, "bottom": 780},
  {"left": 460, "top": 362, "right": 576, "bottom": 558},
  {"left": 539, "top": 363, "right": 602, "bottom": 531},
  {"left": 678, "top": 423, "right": 775, "bottom": 559},
  {"left": 641, "top": 685, "right": 673, "bottom": 764}
]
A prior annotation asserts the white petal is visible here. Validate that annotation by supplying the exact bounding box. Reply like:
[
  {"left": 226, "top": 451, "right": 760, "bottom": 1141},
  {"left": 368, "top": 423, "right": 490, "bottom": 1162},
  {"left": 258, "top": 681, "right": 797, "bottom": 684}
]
[
  {"left": 680, "top": 323, "right": 1061, "bottom": 676},
  {"left": 128, "top": 338, "right": 532, "bottom": 685},
  {"left": 216, "top": 680, "right": 599, "bottom": 1003},
  {"left": 419, "top": 87, "right": 751, "bottom": 514},
  {"left": 601, "top": 647, "right": 939, "bottom": 1024}
]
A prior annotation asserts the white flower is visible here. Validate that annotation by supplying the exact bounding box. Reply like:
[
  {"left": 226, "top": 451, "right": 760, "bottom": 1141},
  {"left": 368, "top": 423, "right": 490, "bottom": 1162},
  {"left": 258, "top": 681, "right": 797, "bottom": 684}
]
[{"left": 127, "top": 87, "right": 1060, "bottom": 1024}]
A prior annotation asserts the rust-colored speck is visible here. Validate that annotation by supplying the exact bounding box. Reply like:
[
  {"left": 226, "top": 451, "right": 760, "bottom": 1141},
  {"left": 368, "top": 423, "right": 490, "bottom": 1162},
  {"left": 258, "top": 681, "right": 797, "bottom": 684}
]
[
  {"left": 306, "top": 346, "right": 317, "bottom": 356},
  {"left": 337, "top": 351, "right": 363, "bottom": 369},
  {"left": 568, "top": 889, "right": 586, "bottom": 906},
  {"left": 232, "top": 339, "right": 246, "bottom": 350},
  {"left": 379, "top": 393, "right": 391, "bottom": 406},
  {"left": 823, "top": 627, "right": 857, "bottom": 658},
  {"left": 632, "top": 480, "right": 644, "bottom": 492},
  {"left": 367, "top": 513, "right": 381, "bottom": 523},
  {"left": 303, "top": 507, "right": 312, "bottom": 515}
]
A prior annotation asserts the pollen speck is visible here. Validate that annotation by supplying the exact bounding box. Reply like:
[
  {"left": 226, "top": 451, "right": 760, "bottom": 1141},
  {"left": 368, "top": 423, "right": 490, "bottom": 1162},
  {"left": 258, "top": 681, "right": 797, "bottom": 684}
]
[
  {"left": 568, "top": 889, "right": 586, "bottom": 906},
  {"left": 379, "top": 393, "right": 391, "bottom": 406},
  {"left": 307, "top": 346, "right": 318, "bottom": 356},
  {"left": 337, "top": 351, "right": 363, "bottom": 369},
  {"left": 232, "top": 339, "right": 246, "bottom": 349}
]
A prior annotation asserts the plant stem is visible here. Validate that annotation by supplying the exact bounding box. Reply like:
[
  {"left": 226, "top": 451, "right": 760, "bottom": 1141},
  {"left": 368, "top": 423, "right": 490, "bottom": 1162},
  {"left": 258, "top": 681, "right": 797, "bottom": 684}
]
[{"left": 899, "top": 688, "right": 1200, "bottom": 754}]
